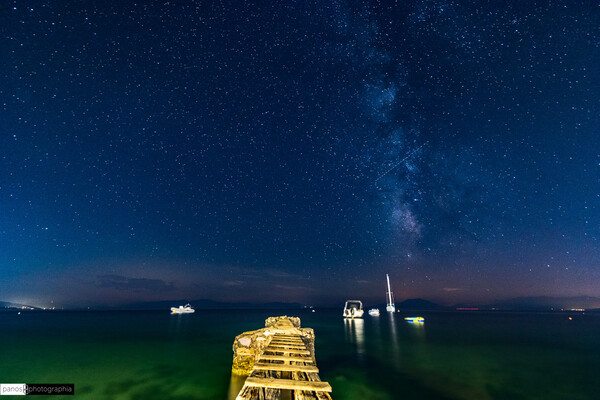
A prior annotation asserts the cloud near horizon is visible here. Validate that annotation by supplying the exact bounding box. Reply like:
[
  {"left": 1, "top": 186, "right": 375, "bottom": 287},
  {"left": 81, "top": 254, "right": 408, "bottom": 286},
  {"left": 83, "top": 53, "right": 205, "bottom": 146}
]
[{"left": 95, "top": 274, "right": 176, "bottom": 292}]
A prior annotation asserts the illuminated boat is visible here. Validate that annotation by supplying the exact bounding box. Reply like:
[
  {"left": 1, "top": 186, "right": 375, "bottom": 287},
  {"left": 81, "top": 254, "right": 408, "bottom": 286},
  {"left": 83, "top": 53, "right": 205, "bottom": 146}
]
[
  {"left": 343, "top": 300, "right": 364, "bottom": 318},
  {"left": 170, "top": 304, "right": 195, "bottom": 314},
  {"left": 368, "top": 308, "right": 380, "bottom": 316},
  {"left": 404, "top": 316, "right": 424, "bottom": 323}
]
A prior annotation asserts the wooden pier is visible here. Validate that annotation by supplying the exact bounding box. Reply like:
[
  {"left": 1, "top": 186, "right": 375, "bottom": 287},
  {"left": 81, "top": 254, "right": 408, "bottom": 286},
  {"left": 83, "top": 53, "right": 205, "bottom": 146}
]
[{"left": 232, "top": 316, "right": 332, "bottom": 400}]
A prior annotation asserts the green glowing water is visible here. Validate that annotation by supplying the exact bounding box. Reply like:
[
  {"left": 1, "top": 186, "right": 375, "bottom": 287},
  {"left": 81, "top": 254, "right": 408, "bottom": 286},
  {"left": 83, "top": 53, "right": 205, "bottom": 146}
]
[{"left": 0, "top": 310, "right": 598, "bottom": 399}]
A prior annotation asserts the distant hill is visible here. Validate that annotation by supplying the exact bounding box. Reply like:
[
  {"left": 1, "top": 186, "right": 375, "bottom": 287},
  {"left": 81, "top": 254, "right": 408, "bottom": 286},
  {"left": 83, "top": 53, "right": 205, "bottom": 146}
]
[
  {"left": 0, "top": 301, "right": 39, "bottom": 310},
  {"left": 490, "top": 296, "right": 600, "bottom": 311},
  {"left": 0, "top": 298, "right": 304, "bottom": 311},
  {"left": 396, "top": 298, "right": 447, "bottom": 310},
  {"left": 103, "top": 298, "right": 304, "bottom": 310},
  {"left": 394, "top": 296, "right": 600, "bottom": 312},
  {"left": 5, "top": 296, "right": 599, "bottom": 312}
]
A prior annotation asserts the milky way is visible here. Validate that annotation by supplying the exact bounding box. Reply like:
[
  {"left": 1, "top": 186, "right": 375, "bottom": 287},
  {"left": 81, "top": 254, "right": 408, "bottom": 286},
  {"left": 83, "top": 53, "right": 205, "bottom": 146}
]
[{"left": 1, "top": 1, "right": 598, "bottom": 307}]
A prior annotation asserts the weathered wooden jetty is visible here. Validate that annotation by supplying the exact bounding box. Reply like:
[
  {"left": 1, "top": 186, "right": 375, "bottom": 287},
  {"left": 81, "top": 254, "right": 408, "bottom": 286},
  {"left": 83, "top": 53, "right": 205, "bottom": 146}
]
[{"left": 232, "top": 316, "right": 332, "bottom": 400}]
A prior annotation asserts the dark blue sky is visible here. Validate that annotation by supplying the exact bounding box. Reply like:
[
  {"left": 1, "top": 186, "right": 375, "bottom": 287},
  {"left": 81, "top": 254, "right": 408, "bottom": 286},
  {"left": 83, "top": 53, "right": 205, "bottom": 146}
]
[{"left": 1, "top": 0, "right": 599, "bottom": 308}]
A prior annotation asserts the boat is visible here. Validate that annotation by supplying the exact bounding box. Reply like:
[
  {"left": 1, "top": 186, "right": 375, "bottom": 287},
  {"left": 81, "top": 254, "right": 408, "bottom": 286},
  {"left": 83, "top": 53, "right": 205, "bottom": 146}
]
[
  {"left": 386, "top": 274, "right": 395, "bottom": 312},
  {"left": 343, "top": 300, "right": 364, "bottom": 318},
  {"left": 368, "top": 308, "right": 380, "bottom": 316},
  {"left": 404, "top": 316, "right": 424, "bottom": 323},
  {"left": 170, "top": 304, "right": 195, "bottom": 314}
]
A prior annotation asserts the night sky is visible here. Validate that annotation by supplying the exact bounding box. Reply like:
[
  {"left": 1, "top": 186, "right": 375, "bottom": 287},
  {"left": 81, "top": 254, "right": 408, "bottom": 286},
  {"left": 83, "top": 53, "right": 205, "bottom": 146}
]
[{"left": 2, "top": 1, "right": 599, "bottom": 308}]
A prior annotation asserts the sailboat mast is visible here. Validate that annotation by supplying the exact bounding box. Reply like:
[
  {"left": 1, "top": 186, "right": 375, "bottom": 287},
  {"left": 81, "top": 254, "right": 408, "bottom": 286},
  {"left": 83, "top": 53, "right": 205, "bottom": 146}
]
[{"left": 386, "top": 274, "right": 393, "bottom": 305}]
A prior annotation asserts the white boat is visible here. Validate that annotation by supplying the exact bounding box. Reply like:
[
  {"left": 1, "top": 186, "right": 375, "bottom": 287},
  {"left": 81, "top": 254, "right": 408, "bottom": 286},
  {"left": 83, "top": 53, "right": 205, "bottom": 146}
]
[
  {"left": 386, "top": 274, "right": 395, "bottom": 312},
  {"left": 343, "top": 300, "right": 364, "bottom": 318},
  {"left": 404, "top": 316, "right": 424, "bottom": 323},
  {"left": 170, "top": 304, "right": 195, "bottom": 314},
  {"left": 368, "top": 308, "right": 380, "bottom": 316}
]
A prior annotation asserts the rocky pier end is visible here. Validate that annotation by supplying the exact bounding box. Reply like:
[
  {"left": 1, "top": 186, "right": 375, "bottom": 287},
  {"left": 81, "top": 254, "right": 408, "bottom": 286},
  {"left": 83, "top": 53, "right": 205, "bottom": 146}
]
[{"left": 231, "top": 316, "right": 315, "bottom": 376}]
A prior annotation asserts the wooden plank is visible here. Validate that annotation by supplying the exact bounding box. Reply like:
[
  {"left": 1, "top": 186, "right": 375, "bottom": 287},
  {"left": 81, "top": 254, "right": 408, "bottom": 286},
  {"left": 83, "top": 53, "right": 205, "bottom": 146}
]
[
  {"left": 266, "top": 345, "right": 308, "bottom": 350},
  {"left": 265, "top": 348, "right": 311, "bottom": 355},
  {"left": 253, "top": 363, "right": 319, "bottom": 373},
  {"left": 266, "top": 348, "right": 309, "bottom": 354},
  {"left": 268, "top": 344, "right": 307, "bottom": 350},
  {"left": 259, "top": 354, "right": 314, "bottom": 362},
  {"left": 244, "top": 377, "right": 332, "bottom": 392},
  {"left": 269, "top": 339, "right": 305, "bottom": 346},
  {"left": 269, "top": 339, "right": 304, "bottom": 345},
  {"left": 234, "top": 385, "right": 256, "bottom": 400},
  {"left": 270, "top": 342, "right": 304, "bottom": 347},
  {"left": 269, "top": 344, "right": 306, "bottom": 349},
  {"left": 267, "top": 345, "right": 308, "bottom": 351}
]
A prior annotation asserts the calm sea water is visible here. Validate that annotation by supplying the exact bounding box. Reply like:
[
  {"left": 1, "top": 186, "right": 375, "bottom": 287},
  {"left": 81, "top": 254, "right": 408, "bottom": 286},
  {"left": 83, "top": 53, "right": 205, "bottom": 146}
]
[{"left": 1, "top": 309, "right": 598, "bottom": 399}]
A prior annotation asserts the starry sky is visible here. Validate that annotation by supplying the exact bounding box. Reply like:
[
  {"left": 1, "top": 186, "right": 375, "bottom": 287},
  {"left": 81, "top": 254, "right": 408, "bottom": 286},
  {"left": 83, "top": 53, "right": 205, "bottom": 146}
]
[{"left": 2, "top": 0, "right": 599, "bottom": 308}]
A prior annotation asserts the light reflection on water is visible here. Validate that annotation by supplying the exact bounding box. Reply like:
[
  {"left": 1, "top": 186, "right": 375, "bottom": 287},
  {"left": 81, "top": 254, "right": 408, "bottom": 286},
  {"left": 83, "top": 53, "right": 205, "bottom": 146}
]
[
  {"left": 406, "top": 317, "right": 425, "bottom": 340},
  {"left": 2, "top": 310, "right": 600, "bottom": 400},
  {"left": 311, "top": 310, "right": 600, "bottom": 400},
  {"left": 343, "top": 318, "right": 365, "bottom": 357},
  {"left": 228, "top": 373, "right": 246, "bottom": 400},
  {"left": 387, "top": 312, "right": 401, "bottom": 364}
]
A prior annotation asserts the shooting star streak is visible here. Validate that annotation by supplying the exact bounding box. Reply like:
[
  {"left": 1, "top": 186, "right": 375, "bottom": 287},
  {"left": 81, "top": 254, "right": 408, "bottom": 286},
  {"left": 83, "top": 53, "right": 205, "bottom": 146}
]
[{"left": 375, "top": 141, "right": 428, "bottom": 187}]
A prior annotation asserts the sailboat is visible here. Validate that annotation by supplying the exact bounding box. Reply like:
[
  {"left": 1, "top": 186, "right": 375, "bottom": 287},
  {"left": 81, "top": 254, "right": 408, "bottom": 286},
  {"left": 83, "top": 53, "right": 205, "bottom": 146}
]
[{"left": 386, "top": 274, "right": 395, "bottom": 312}]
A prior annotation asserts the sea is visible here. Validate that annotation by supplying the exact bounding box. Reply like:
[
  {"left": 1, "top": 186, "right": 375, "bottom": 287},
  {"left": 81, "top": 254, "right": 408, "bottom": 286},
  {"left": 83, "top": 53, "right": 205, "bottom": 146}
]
[{"left": 1, "top": 309, "right": 599, "bottom": 400}]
